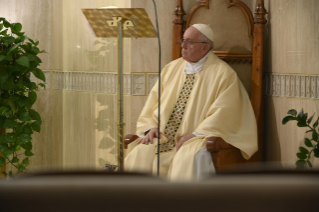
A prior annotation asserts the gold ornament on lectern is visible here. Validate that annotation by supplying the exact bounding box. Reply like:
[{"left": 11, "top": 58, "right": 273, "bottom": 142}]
[{"left": 82, "top": 8, "right": 157, "bottom": 171}]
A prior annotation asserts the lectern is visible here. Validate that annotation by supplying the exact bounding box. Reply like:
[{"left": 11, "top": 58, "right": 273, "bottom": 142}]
[{"left": 82, "top": 8, "right": 157, "bottom": 171}]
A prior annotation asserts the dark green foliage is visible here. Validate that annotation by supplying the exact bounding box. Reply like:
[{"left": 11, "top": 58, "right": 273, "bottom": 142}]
[
  {"left": 282, "top": 108, "right": 319, "bottom": 169},
  {"left": 0, "top": 18, "right": 45, "bottom": 177}
]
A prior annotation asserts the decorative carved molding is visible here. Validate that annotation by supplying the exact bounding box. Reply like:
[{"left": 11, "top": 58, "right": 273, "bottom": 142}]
[
  {"left": 172, "top": 0, "right": 186, "bottom": 60},
  {"left": 147, "top": 73, "right": 158, "bottom": 94},
  {"left": 173, "top": 0, "right": 185, "bottom": 25},
  {"left": 228, "top": 0, "right": 254, "bottom": 39},
  {"left": 132, "top": 73, "right": 145, "bottom": 95},
  {"left": 254, "top": 0, "right": 267, "bottom": 24},
  {"left": 213, "top": 51, "right": 252, "bottom": 63},
  {"left": 264, "top": 73, "right": 319, "bottom": 100},
  {"left": 185, "top": 0, "right": 209, "bottom": 29},
  {"left": 49, "top": 71, "right": 158, "bottom": 96}
]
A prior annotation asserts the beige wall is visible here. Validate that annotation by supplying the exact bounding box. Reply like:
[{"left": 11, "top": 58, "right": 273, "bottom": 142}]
[{"left": 263, "top": 0, "right": 319, "bottom": 168}]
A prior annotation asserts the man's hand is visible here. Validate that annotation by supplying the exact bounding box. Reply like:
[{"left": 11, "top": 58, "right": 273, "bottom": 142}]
[
  {"left": 140, "top": 128, "right": 159, "bottom": 145},
  {"left": 176, "top": 134, "right": 195, "bottom": 151}
]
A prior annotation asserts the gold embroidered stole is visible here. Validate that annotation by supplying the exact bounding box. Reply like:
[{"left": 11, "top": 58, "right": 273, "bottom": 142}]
[{"left": 158, "top": 74, "right": 195, "bottom": 153}]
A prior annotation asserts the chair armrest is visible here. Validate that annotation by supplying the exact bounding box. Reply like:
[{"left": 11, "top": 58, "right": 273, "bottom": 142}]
[
  {"left": 206, "top": 137, "right": 236, "bottom": 153},
  {"left": 124, "top": 134, "right": 139, "bottom": 149}
]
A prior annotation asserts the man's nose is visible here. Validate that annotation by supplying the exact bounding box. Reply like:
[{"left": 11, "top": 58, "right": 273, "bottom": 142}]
[{"left": 181, "top": 42, "right": 187, "bottom": 48}]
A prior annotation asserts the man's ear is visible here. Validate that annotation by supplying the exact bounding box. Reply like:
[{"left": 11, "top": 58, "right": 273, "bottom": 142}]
[{"left": 202, "top": 43, "right": 210, "bottom": 52}]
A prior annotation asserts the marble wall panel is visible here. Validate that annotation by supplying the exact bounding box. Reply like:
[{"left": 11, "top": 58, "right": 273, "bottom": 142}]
[{"left": 131, "top": 0, "right": 176, "bottom": 72}]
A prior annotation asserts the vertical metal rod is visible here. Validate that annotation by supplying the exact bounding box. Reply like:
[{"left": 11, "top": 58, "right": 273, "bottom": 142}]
[
  {"left": 117, "top": 21, "right": 124, "bottom": 171},
  {"left": 152, "top": 0, "right": 161, "bottom": 177}
]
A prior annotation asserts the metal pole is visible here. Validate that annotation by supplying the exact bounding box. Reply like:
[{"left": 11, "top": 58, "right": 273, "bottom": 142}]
[{"left": 117, "top": 21, "right": 125, "bottom": 171}]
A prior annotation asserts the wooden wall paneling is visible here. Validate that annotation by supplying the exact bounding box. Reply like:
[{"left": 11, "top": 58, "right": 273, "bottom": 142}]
[
  {"left": 172, "top": 0, "right": 186, "bottom": 60},
  {"left": 250, "top": 0, "right": 267, "bottom": 161}
]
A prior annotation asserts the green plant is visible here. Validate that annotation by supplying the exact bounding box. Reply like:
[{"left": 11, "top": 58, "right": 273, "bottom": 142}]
[
  {"left": 282, "top": 108, "right": 319, "bottom": 169},
  {"left": 0, "top": 17, "right": 46, "bottom": 177}
]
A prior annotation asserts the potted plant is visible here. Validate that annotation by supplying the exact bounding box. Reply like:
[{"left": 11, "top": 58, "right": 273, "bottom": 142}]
[
  {"left": 0, "top": 17, "right": 46, "bottom": 177},
  {"left": 282, "top": 108, "right": 319, "bottom": 169}
]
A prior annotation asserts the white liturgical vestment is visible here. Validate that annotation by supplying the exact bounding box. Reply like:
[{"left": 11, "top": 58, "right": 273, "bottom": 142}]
[{"left": 125, "top": 51, "right": 258, "bottom": 181}]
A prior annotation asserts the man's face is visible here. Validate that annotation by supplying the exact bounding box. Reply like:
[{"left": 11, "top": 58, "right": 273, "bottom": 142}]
[{"left": 181, "top": 27, "right": 209, "bottom": 63}]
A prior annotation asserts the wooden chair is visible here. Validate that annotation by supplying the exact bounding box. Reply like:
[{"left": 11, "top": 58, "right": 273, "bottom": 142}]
[{"left": 125, "top": 0, "right": 267, "bottom": 173}]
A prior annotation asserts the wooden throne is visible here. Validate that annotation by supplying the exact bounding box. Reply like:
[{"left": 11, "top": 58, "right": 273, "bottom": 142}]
[{"left": 125, "top": 0, "right": 267, "bottom": 173}]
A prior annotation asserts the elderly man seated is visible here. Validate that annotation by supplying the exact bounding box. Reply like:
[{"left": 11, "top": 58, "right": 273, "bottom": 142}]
[{"left": 125, "top": 24, "right": 257, "bottom": 181}]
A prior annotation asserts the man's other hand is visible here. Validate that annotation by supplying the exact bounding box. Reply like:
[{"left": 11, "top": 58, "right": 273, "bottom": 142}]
[
  {"left": 140, "top": 128, "right": 159, "bottom": 145},
  {"left": 176, "top": 134, "right": 195, "bottom": 151}
]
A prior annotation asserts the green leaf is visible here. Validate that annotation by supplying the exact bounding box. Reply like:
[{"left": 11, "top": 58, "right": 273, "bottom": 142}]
[
  {"left": 282, "top": 116, "right": 294, "bottom": 125},
  {"left": 0, "top": 135, "right": 5, "bottom": 144},
  {"left": 0, "top": 55, "right": 6, "bottom": 62},
  {"left": 0, "top": 156, "right": 4, "bottom": 168},
  {"left": 16, "top": 124, "right": 24, "bottom": 135},
  {"left": 303, "top": 113, "right": 308, "bottom": 121},
  {"left": 11, "top": 156, "right": 19, "bottom": 163},
  {"left": 297, "top": 108, "right": 304, "bottom": 119},
  {"left": 11, "top": 23, "right": 22, "bottom": 32},
  {"left": 2, "top": 36, "right": 15, "bottom": 45},
  {"left": 312, "top": 130, "right": 318, "bottom": 142},
  {"left": 23, "top": 126, "right": 33, "bottom": 135},
  {"left": 296, "top": 159, "right": 306, "bottom": 167},
  {"left": 297, "top": 121, "right": 307, "bottom": 127},
  {"left": 31, "top": 120, "right": 41, "bottom": 133},
  {"left": 21, "top": 141, "right": 32, "bottom": 151},
  {"left": 3, "top": 19, "right": 11, "bottom": 28},
  {"left": 25, "top": 150, "right": 34, "bottom": 157},
  {"left": 18, "top": 96, "right": 29, "bottom": 107},
  {"left": 0, "top": 29, "right": 8, "bottom": 36},
  {"left": 7, "top": 42, "right": 22, "bottom": 54},
  {"left": 5, "top": 133, "right": 17, "bottom": 143},
  {"left": 2, "top": 79, "right": 15, "bottom": 90},
  {"left": 18, "top": 164, "right": 26, "bottom": 174},
  {"left": 299, "top": 147, "right": 309, "bottom": 154},
  {"left": 39, "top": 83, "right": 46, "bottom": 89},
  {"left": 16, "top": 56, "right": 30, "bottom": 68},
  {"left": 2, "top": 171, "right": 8, "bottom": 177},
  {"left": 22, "top": 157, "right": 29, "bottom": 166},
  {"left": 3, "top": 147, "right": 14, "bottom": 158},
  {"left": 313, "top": 118, "right": 319, "bottom": 129},
  {"left": 0, "top": 106, "right": 10, "bottom": 116},
  {"left": 297, "top": 153, "right": 307, "bottom": 160},
  {"left": 9, "top": 170, "right": 13, "bottom": 178},
  {"left": 15, "top": 145, "right": 21, "bottom": 151},
  {"left": 28, "top": 91, "right": 37, "bottom": 106},
  {"left": 314, "top": 145, "right": 319, "bottom": 157},
  {"left": 7, "top": 99, "right": 16, "bottom": 113},
  {"left": 289, "top": 109, "right": 298, "bottom": 116},
  {"left": 0, "top": 69, "right": 8, "bottom": 84},
  {"left": 304, "top": 138, "right": 313, "bottom": 147},
  {"left": 0, "top": 116, "right": 6, "bottom": 128},
  {"left": 307, "top": 113, "right": 315, "bottom": 124},
  {"left": 31, "top": 68, "right": 45, "bottom": 82},
  {"left": 19, "top": 111, "right": 32, "bottom": 121},
  {"left": 307, "top": 160, "right": 313, "bottom": 168},
  {"left": 4, "top": 118, "right": 17, "bottom": 129},
  {"left": 29, "top": 109, "right": 41, "bottom": 122},
  {"left": 19, "top": 134, "right": 32, "bottom": 144},
  {"left": 10, "top": 95, "right": 20, "bottom": 101}
]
